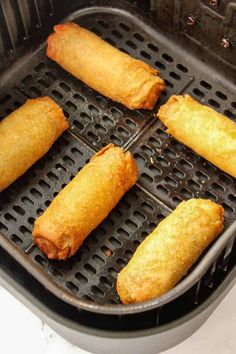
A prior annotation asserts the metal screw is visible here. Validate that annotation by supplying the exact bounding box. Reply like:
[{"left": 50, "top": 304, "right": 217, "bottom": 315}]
[
  {"left": 209, "top": 0, "right": 219, "bottom": 6},
  {"left": 221, "top": 38, "right": 230, "bottom": 48},
  {"left": 187, "top": 16, "right": 196, "bottom": 26}
]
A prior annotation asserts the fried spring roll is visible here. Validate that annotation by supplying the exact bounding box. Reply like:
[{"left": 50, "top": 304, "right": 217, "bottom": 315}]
[
  {"left": 0, "top": 97, "right": 68, "bottom": 192},
  {"left": 33, "top": 144, "right": 138, "bottom": 260},
  {"left": 117, "top": 199, "right": 224, "bottom": 304},
  {"left": 158, "top": 94, "right": 236, "bottom": 178},
  {"left": 47, "top": 23, "right": 165, "bottom": 110}
]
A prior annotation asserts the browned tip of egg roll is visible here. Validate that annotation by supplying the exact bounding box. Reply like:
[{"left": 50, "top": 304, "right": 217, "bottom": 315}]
[
  {"left": 0, "top": 96, "right": 68, "bottom": 192},
  {"left": 117, "top": 198, "right": 224, "bottom": 304},
  {"left": 157, "top": 94, "right": 236, "bottom": 178},
  {"left": 32, "top": 144, "right": 138, "bottom": 260},
  {"left": 47, "top": 22, "right": 165, "bottom": 110}
]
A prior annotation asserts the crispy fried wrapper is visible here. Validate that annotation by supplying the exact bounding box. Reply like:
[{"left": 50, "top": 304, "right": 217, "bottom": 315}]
[
  {"left": 47, "top": 22, "right": 164, "bottom": 110},
  {"left": 33, "top": 144, "right": 138, "bottom": 260},
  {"left": 117, "top": 199, "right": 224, "bottom": 304},
  {"left": 158, "top": 94, "right": 236, "bottom": 178},
  {"left": 0, "top": 96, "right": 68, "bottom": 192}
]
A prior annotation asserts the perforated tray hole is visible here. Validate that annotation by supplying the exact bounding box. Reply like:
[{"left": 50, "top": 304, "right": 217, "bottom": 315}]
[
  {"left": 75, "top": 272, "right": 88, "bottom": 284},
  {"left": 165, "top": 176, "right": 178, "bottom": 188},
  {"left": 126, "top": 40, "right": 137, "bottom": 49},
  {"left": 49, "top": 267, "right": 63, "bottom": 280},
  {"left": 35, "top": 254, "right": 48, "bottom": 267},
  {"left": 193, "top": 88, "right": 205, "bottom": 98},
  {"left": 0, "top": 222, "right": 8, "bottom": 233},
  {"left": 155, "top": 60, "right": 166, "bottom": 71},
  {"left": 169, "top": 71, "right": 181, "bottom": 81},
  {"left": 101, "top": 245, "right": 113, "bottom": 257},
  {"left": 224, "top": 110, "right": 235, "bottom": 120},
  {"left": 176, "top": 63, "right": 188, "bottom": 73},
  {"left": 38, "top": 78, "right": 50, "bottom": 89},
  {"left": 66, "top": 281, "right": 79, "bottom": 293},
  {"left": 149, "top": 164, "right": 162, "bottom": 176},
  {"left": 147, "top": 42, "right": 159, "bottom": 52},
  {"left": 4, "top": 213, "right": 16, "bottom": 223},
  {"left": 100, "top": 276, "right": 112, "bottom": 288},
  {"left": 92, "top": 254, "right": 105, "bottom": 266},
  {"left": 215, "top": 91, "right": 227, "bottom": 101},
  {"left": 35, "top": 62, "right": 45, "bottom": 72},
  {"left": 91, "top": 285, "right": 105, "bottom": 299},
  {"left": 162, "top": 53, "right": 173, "bottom": 62},
  {"left": 10, "top": 234, "right": 23, "bottom": 245}
]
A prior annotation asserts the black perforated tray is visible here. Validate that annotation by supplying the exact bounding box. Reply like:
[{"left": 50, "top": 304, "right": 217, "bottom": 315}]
[{"left": 0, "top": 1, "right": 236, "bottom": 318}]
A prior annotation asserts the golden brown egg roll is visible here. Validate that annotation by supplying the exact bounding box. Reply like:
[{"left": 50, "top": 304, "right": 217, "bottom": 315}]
[
  {"left": 33, "top": 144, "right": 138, "bottom": 260},
  {"left": 158, "top": 94, "right": 236, "bottom": 178},
  {"left": 47, "top": 22, "right": 165, "bottom": 110},
  {"left": 117, "top": 198, "right": 224, "bottom": 304},
  {"left": 0, "top": 97, "right": 68, "bottom": 192}
]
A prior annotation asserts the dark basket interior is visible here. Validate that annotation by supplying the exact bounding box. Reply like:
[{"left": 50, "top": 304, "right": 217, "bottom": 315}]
[{"left": 0, "top": 0, "right": 236, "bottom": 330}]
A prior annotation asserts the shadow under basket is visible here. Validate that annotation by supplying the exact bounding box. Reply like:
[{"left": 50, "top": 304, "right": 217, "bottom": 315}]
[{"left": 0, "top": 1, "right": 236, "bottom": 353}]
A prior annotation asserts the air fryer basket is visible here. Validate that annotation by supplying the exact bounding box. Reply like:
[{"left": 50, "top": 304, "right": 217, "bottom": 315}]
[
  {"left": 0, "top": 0, "right": 236, "bottom": 339},
  {"left": 0, "top": 245, "right": 235, "bottom": 354}
]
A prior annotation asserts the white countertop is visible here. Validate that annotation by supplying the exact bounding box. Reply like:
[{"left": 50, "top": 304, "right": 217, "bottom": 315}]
[{"left": 0, "top": 284, "right": 235, "bottom": 354}]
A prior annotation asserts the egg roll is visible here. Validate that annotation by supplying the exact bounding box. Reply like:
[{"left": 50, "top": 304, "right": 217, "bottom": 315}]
[
  {"left": 33, "top": 144, "right": 138, "bottom": 260},
  {"left": 47, "top": 22, "right": 165, "bottom": 110},
  {"left": 0, "top": 97, "right": 68, "bottom": 192},
  {"left": 158, "top": 94, "right": 236, "bottom": 178},
  {"left": 117, "top": 198, "right": 224, "bottom": 304}
]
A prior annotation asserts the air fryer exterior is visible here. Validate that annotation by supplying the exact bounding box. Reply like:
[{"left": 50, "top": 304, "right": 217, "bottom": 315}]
[{"left": 0, "top": 0, "right": 236, "bottom": 352}]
